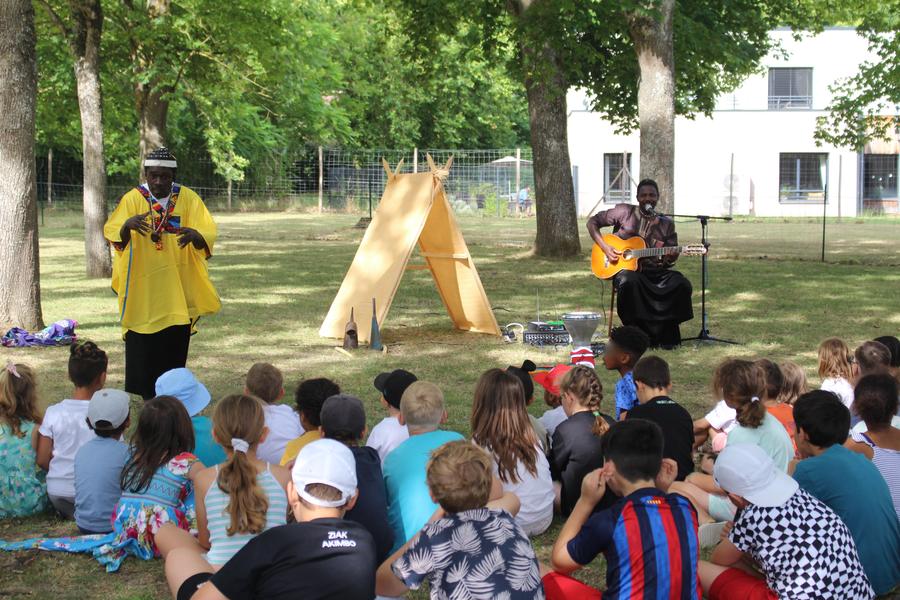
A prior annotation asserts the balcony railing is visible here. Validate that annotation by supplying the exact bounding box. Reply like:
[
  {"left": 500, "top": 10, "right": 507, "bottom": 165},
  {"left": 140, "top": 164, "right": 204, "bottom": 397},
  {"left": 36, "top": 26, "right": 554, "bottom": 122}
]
[{"left": 768, "top": 95, "right": 812, "bottom": 110}]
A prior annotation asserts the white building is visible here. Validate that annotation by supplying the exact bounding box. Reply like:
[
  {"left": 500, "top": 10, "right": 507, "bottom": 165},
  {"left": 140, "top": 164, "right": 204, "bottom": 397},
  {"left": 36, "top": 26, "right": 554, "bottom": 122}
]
[{"left": 567, "top": 28, "right": 899, "bottom": 218}]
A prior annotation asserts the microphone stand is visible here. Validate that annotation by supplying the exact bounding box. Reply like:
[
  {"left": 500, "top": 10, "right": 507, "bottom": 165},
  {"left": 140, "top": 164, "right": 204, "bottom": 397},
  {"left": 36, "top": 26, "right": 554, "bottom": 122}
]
[{"left": 655, "top": 211, "right": 740, "bottom": 346}]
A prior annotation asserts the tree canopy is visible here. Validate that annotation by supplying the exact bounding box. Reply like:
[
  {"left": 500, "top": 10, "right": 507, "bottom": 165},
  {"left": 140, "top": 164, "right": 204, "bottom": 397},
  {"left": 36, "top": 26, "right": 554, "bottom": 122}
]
[{"left": 34, "top": 0, "right": 529, "bottom": 182}]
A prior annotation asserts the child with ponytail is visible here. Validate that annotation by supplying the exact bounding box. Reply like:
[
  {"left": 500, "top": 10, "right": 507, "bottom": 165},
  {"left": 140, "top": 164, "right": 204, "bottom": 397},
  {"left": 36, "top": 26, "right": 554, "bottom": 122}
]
[
  {"left": 0, "top": 362, "right": 49, "bottom": 517},
  {"left": 471, "top": 369, "right": 554, "bottom": 536},
  {"left": 157, "top": 394, "right": 290, "bottom": 572},
  {"left": 671, "top": 359, "right": 794, "bottom": 530},
  {"left": 549, "top": 365, "right": 616, "bottom": 516}
]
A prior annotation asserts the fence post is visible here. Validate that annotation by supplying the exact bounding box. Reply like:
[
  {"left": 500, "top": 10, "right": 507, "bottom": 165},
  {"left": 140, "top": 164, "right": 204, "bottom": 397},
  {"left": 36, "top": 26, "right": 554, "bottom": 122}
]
[
  {"left": 413, "top": 147, "right": 418, "bottom": 173},
  {"left": 226, "top": 179, "right": 232, "bottom": 211},
  {"left": 47, "top": 148, "right": 52, "bottom": 205},
  {"left": 318, "top": 146, "right": 323, "bottom": 214}
]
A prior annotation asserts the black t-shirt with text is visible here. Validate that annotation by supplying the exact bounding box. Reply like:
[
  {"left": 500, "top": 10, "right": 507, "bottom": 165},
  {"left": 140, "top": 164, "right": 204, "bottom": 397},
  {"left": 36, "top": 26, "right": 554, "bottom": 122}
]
[
  {"left": 626, "top": 395, "right": 694, "bottom": 481},
  {"left": 210, "top": 518, "right": 376, "bottom": 600}
]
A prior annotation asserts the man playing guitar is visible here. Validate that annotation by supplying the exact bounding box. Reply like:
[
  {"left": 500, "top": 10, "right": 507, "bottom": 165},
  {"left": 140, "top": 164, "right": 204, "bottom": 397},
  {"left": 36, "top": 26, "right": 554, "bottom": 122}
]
[{"left": 587, "top": 178, "right": 693, "bottom": 348}]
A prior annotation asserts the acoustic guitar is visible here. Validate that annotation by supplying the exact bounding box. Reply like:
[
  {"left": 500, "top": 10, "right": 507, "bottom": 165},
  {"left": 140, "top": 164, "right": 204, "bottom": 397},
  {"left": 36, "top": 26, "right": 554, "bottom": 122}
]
[{"left": 591, "top": 233, "right": 707, "bottom": 280}]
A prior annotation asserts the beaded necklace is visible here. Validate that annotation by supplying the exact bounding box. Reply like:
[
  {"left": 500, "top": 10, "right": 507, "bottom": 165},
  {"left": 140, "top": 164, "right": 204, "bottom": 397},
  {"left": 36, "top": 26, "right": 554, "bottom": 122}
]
[{"left": 137, "top": 183, "right": 181, "bottom": 250}]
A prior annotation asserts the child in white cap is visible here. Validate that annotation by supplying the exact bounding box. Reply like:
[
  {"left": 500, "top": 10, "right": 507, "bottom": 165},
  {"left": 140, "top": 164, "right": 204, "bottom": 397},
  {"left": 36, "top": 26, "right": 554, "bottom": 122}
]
[
  {"left": 74, "top": 388, "right": 131, "bottom": 534},
  {"left": 699, "top": 443, "right": 874, "bottom": 600},
  {"left": 166, "top": 438, "right": 377, "bottom": 600}
]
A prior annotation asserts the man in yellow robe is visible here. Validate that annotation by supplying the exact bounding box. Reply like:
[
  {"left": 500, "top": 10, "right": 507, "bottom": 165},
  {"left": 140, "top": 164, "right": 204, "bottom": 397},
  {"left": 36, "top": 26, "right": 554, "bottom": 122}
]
[{"left": 104, "top": 147, "right": 220, "bottom": 399}]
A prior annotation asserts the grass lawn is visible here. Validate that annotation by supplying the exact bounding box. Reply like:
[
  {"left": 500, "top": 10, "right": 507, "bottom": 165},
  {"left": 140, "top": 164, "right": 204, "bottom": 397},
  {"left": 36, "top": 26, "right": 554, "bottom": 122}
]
[{"left": 1, "top": 210, "right": 899, "bottom": 599}]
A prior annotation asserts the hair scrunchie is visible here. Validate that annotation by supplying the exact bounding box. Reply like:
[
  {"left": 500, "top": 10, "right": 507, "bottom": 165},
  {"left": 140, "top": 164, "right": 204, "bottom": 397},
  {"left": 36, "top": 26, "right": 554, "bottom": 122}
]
[
  {"left": 592, "top": 410, "right": 602, "bottom": 417},
  {"left": 231, "top": 438, "right": 250, "bottom": 453},
  {"left": 750, "top": 396, "right": 760, "bottom": 403}
]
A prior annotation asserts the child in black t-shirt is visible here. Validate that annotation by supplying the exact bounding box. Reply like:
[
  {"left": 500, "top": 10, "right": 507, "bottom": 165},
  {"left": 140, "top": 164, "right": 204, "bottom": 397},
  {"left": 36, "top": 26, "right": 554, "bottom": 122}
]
[
  {"left": 167, "top": 438, "right": 376, "bottom": 600},
  {"left": 625, "top": 355, "right": 695, "bottom": 481},
  {"left": 320, "top": 393, "right": 395, "bottom": 563}
]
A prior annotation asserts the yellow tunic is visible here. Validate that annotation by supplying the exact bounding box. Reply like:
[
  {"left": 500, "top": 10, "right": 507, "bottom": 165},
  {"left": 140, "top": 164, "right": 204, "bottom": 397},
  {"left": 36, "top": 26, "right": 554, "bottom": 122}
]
[{"left": 104, "top": 185, "right": 221, "bottom": 336}]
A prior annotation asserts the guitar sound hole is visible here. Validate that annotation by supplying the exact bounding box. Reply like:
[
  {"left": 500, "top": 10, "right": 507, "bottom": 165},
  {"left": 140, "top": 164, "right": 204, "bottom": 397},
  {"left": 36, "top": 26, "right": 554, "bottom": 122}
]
[{"left": 623, "top": 251, "right": 632, "bottom": 260}]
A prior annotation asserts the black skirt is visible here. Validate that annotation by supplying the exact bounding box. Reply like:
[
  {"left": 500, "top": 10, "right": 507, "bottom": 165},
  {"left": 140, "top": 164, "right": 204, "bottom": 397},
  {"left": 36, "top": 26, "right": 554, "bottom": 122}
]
[
  {"left": 614, "top": 268, "right": 693, "bottom": 346},
  {"left": 124, "top": 324, "right": 191, "bottom": 400}
]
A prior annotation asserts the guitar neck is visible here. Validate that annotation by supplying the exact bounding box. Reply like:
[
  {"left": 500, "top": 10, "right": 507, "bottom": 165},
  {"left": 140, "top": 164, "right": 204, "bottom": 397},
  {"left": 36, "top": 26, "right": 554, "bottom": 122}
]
[{"left": 629, "top": 246, "right": 683, "bottom": 258}]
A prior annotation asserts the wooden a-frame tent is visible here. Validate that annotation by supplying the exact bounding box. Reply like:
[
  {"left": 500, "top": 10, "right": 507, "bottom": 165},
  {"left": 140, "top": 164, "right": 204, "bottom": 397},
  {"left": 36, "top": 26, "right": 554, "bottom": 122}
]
[{"left": 319, "top": 155, "right": 500, "bottom": 344}]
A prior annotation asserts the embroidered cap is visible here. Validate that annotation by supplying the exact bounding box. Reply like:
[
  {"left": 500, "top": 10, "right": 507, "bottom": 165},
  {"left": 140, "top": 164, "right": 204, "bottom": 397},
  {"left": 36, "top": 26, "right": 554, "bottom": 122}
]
[
  {"left": 144, "top": 146, "right": 177, "bottom": 169},
  {"left": 291, "top": 439, "right": 357, "bottom": 508}
]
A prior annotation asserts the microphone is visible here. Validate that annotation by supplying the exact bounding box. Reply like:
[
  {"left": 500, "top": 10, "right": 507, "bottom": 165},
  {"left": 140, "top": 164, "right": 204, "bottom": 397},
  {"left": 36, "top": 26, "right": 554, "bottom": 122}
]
[{"left": 640, "top": 203, "right": 656, "bottom": 217}]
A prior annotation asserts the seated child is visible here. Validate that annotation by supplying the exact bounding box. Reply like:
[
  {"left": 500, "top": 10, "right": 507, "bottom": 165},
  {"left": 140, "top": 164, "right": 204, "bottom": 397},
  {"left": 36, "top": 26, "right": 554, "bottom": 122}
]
[
  {"left": 792, "top": 390, "right": 900, "bottom": 596},
  {"left": 472, "top": 368, "right": 554, "bottom": 536},
  {"left": 167, "top": 439, "right": 377, "bottom": 600},
  {"left": 818, "top": 337, "right": 854, "bottom": 409},
  {"left": 507, "top": 360, "right": 551, "bottom": 456},
  {"left": 755, "top": 358, "right": 796, "bottom": 451},
  {"left": 0, "top": 362, "right": 49, "bottom": 518},
  {"left": 376, "top": 440, "right": 541, "bottom": 599},
  {"left": 366, "top": 369, "right": 415, "bottom": 462},
  {"left": 156, "top": 394, "right": 290, "bottom": 570},
  {"left": 244, "top": 363, "right": 302, "bottom": 465},
  {"left": 699, "top": 443, "right": 873, "bottom": 600},
  {"left": 534, "top": 364, "right": 572, "bottom": 437},
  {"left": 776, "top": 360, "right": 808, "bottom": 405},
  {"left": 383, "top": 381, "right": 464, "bottom": 551},
  {"left": 156, "top": 368, "right": 226, "bottom": 468},
  {"left": 625, "top": 356, "right": 694, "bottom": 481},
  {"left": 321, "top": 394, "right": 395, "bottom": 563},
  {"left": 692, "top": 399, "right": 736, "bottom": 452},
  {"left": 280, "top": 377, "right": 340, "bottom": 466},
  {"left": 38, "top": 341, "right": 107, "bottom": 518},
  {"left": 850, "top": 341, "right": 900, "bottom": 432},
  {"left": 0, "top": 396, "right": 203, "bottom": 572},
  {"left": 874, "top": 335, "right": 900, "bottom": 380},
  {"left": 602, "top": 325, "right": 650, "bottom": 420},
  {"left": 74, "top": 389, "right": 131, "bottom": 534},
  {"left": 550, "top": 365, "right": 616, "bottom": 516},
  {"left": 672, "top": 359, "right": 793, "bottom": 526},
  {"left": 846, "top": 373, "right": 900, "bottom": 520},
  {"left": 548, "top": 419, "right": 701, "bottom": 600}
]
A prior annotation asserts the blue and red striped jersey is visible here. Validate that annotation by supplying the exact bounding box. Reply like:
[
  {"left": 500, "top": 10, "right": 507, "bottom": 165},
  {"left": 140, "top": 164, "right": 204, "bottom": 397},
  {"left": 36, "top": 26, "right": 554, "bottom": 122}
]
[{"left": 567, "top": 487, "right": 701, "bottom": 600}]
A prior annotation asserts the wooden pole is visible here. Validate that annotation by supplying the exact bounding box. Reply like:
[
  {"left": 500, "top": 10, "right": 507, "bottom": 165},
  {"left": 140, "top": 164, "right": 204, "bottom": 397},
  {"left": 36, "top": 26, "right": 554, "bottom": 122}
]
[
  {"left": 413, "top": 147, "right": 418, "bottom": 173},
  {"left": 317, "top": 146, "right": 323, "bottom": 214},
  {"left": 226, "top": 179, "right": 232, "bottom": 211}
]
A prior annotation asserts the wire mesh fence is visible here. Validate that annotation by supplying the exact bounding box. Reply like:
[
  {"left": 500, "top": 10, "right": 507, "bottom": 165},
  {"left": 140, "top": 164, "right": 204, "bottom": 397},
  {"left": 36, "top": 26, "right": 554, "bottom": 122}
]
[
  {"left": 35, "top": 147, "right": 536, "bottom": 216},
  {"left": 33, "top": 146, "right": 900, "bottom": 265}
]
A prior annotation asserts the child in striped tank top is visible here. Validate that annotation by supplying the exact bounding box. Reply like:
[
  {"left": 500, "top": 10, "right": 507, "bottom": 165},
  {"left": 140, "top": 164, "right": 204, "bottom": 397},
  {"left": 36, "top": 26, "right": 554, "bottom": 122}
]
[{"left": 157, "top": 394, "right": 291, "bottom": 570}]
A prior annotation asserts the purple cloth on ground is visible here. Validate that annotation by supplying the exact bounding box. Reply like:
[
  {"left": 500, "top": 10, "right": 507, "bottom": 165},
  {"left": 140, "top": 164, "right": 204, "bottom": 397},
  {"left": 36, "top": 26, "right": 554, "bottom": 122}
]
[{"left": 2, "top": 319, "right": 77, "bottom": 347}]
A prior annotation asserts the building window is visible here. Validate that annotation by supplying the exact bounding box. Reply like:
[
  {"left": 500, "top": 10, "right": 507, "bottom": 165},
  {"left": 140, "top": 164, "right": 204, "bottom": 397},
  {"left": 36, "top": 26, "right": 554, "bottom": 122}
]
[
  {"left": 779, "top": 153, "right": 827, "bottom": 203},
  {"left": 768, "top": 68, "right": 813, "bottom": 109},
  {"left": 603, "top": 153, "right": 631, "bottom": 202},
  {"left": 862, "top": 154, "right": 898, "bottom": 199}
]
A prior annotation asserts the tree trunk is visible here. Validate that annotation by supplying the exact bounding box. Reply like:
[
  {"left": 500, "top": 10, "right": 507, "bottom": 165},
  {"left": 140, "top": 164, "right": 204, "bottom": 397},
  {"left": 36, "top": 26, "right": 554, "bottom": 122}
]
[
  {"left": 0, "top": 0, "right": 44, "bottom": 330},
  {"left": 70, "top": 0, "right": 112, "bottom": 277},
  {"left": 521, "top": 41, "right": 581, "bottom": 257},
  {"left": 628, "top": 0, "right": 676, "bottom": 214},
  {"left": 136, "top": 84, "right": 170, "bottom": 170}
]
